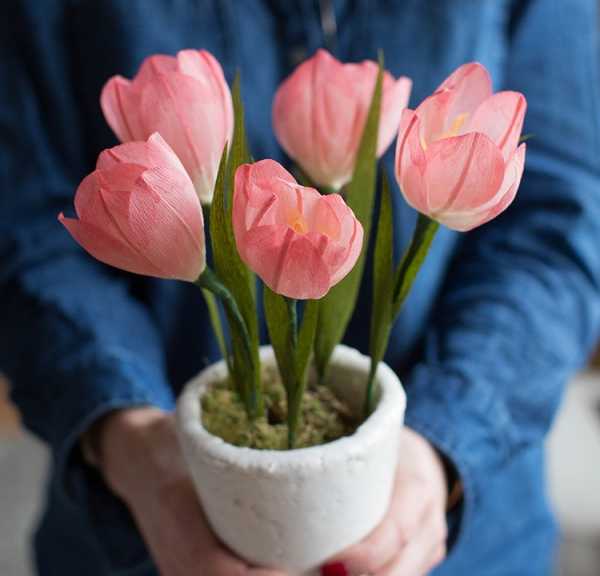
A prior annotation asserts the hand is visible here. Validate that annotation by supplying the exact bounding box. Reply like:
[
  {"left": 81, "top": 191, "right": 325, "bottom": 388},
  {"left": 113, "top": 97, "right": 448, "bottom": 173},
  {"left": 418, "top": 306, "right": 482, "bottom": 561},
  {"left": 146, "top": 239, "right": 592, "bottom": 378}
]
[
  {"left": 321, "top": 428, "right": 449, "bottom": 576},
  {"left": 96, "top": 407, "right": 287, "bottom": 576}
]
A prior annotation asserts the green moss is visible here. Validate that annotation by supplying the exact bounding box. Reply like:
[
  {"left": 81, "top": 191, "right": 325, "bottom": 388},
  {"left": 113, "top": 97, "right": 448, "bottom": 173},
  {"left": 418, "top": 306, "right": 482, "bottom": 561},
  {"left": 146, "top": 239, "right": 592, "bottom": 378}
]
[{"left": 201, "top": 366, "right": 358, "bottom": 449}]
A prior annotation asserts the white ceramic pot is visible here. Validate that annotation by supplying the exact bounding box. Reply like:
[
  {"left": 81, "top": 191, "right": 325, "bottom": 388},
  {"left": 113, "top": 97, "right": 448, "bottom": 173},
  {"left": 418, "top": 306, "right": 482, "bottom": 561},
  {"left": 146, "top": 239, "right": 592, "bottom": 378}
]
[{"left": 176, "top": 344, "right": 406, "bottom": 575}]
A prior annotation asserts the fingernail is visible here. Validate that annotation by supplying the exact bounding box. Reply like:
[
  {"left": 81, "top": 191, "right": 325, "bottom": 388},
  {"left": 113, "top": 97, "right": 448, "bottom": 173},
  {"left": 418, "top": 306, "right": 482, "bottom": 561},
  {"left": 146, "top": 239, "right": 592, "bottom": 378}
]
[{"left": 320, "top": 562, "right": 348, "bottom": 576}]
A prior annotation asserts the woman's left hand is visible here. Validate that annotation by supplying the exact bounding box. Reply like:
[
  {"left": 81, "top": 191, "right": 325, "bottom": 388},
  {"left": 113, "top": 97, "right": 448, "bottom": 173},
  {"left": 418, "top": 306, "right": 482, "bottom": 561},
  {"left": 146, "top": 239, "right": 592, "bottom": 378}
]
[{"left": 321, "top": 427, "right": 450, "bottom": 576}]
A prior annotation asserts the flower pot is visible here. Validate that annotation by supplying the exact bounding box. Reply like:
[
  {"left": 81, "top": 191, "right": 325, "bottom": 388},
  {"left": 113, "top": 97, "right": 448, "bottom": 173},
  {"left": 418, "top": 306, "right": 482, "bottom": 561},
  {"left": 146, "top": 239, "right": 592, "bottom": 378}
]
[{"left": 176, "top": 344, "right": 406, "bottom": 575}]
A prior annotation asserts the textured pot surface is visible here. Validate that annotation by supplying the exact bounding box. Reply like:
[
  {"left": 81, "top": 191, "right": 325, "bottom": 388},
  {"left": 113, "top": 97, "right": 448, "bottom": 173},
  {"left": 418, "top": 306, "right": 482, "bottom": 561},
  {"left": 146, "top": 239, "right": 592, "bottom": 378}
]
[{"left": 176, "top": 345, "right": 406, "bottom": 574}]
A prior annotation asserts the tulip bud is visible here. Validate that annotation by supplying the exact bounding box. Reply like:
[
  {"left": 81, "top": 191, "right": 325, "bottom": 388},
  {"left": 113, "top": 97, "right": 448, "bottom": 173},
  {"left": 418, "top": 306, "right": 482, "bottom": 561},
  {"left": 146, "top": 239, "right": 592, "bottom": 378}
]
[
  {"left": 395, "top": 62, "right": 527, "bottom": 231},
  {"left": 101, "top": 50, "right": 233, "bottom": 204},
  {"left": 273, "top": 49, "right": 412, "bottom": 190},
  {"left": 59, "top": 133, "right": 206, "bottom": 281},
  {"left": 233, "top": 159, "right": 363, "bottom": 300}
]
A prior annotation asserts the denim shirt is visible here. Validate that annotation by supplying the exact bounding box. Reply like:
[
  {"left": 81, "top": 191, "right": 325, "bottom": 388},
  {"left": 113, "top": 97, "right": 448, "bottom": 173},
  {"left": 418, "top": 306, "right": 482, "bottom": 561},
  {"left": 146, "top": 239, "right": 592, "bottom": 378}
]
[{"left": 2, "top": 1, "right": 600, "bottom": 574}]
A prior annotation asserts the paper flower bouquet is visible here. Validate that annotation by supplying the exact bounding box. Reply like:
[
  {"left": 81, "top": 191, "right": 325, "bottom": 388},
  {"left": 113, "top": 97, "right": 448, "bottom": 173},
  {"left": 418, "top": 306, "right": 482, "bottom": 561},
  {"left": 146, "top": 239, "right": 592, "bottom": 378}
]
[{"left": 59, "top": 48, "right": 526, "bottom": 573}]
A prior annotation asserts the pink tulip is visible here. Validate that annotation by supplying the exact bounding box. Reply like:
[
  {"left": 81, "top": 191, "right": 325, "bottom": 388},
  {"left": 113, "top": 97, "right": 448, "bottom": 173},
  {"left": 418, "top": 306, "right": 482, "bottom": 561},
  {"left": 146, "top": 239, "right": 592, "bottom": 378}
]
[
  {"left": 273, "top": 49, "right": 412, "bottom": 190},
  {"left": 59, "top": 133, "right": 206, "bottom": 281},
  {"left": 101, "top": 49, "right": 233, "bottom": 204},
  {"left": 395, "top": 62, "right": 527, "bottom": 232},
  {"left": 233, "top": 160, "right": 363, "bottom": 300}
]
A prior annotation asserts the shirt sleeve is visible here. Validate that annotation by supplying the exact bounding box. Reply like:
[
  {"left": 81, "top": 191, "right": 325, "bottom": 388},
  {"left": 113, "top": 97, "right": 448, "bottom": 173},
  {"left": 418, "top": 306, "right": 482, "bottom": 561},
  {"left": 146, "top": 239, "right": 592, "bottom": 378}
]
[
  {"left": 0, "top": 4, "right": 174, "bottom": 571},
  {"left": 404, "top": 0, "right": 600, "bottom": 553}
]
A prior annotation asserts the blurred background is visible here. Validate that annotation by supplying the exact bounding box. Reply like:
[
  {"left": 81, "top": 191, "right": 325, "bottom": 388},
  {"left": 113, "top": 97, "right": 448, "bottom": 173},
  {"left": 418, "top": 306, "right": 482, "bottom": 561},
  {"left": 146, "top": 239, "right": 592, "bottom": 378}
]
[{"left": 1, "top": 368, "right": 600, "bottom": 575}]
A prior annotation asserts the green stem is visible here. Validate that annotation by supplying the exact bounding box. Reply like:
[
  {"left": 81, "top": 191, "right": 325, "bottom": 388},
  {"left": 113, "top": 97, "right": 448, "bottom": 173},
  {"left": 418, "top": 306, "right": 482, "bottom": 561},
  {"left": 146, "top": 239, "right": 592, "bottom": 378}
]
[
  {"left": 286, "top": 298, "right": 298, "bottom": 347},
  {"left": 364, "top": 214, "right": 439, "bottom": 417},
  {"left": 195, "top": 267, "right": 260, "bottom": 417},
  {"left": 199, "top": 205, "right": 232, "bottom": 373},
  {"left": 364, "top": 345, "right": 383, "bottom": 418},
  {"left": 201, "top": 289, "right": 231, "bottom": 373},
  {"left": 392, "top": 214, "right": 439, "bottom": 316},
  {"left": 285, "top": 298, "right": 299, "bottom": 448}
]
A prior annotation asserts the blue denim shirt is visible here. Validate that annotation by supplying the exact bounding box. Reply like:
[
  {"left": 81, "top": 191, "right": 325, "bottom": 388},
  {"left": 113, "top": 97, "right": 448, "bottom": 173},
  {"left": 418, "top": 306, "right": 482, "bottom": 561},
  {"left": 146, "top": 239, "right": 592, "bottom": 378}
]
[{"left": 2, "top": 1, "right": 600, "bottom": 574}]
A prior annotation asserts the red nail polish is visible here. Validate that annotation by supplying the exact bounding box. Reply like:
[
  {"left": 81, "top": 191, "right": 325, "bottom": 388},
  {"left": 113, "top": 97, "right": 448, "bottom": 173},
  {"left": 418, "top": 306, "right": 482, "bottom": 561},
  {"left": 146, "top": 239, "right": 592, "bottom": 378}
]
[{"left": 320, "top": 562, "right": 348, "bottom": 576}]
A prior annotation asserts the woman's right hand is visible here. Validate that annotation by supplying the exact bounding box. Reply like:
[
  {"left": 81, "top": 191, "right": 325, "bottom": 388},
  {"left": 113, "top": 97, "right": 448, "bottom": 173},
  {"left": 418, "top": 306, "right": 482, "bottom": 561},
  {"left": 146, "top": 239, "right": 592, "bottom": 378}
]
[{"left": 96, "top": 407, "right": 286, "bottom": 576}]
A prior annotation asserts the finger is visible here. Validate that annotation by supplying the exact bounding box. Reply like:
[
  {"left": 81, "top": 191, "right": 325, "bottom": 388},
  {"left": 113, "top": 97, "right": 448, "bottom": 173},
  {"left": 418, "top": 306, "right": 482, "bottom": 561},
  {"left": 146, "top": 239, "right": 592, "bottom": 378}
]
[
  {"left": 248, "top": 569, "right": 290, "bottom": 576},
  {"left": 326, "top": 475, "right": 430, "bottom": 575},
  {"left": 207, "top": 546, "right": 251, "bottom": 576},
  {"left": 378, "top": 505, "right": 447, "bottom": 576}
]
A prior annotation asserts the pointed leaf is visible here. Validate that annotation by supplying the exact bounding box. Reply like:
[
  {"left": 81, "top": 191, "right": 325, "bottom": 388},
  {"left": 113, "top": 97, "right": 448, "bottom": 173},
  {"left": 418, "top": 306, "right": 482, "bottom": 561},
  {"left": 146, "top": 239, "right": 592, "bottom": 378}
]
[
  {"left": 209, "top": 76, "right": 262, "bottom": 416},
  {"left": 295, "top": 299, "right": 319, "bottom": 387},
  {"left": 369, "top": 172, "right": 395, "bottom": 365},
  {"left": 365, "top": 171, "right": 395, "bottom": 414},
  {"left": 263, "top": 285, "right": 295, "bottom": 395}
]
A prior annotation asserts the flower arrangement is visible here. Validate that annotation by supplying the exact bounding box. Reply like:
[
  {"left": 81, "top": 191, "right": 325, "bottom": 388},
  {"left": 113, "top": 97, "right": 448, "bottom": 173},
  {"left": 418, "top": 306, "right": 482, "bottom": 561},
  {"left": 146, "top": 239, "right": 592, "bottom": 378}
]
[{"left": 59, "top": 47, "right": 526, "bottom": 572}]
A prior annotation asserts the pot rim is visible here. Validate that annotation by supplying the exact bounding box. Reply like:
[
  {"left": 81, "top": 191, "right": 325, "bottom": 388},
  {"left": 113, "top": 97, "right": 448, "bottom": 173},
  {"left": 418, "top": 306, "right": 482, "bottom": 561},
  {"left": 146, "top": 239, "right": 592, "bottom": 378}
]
[{"left": 176, "top": 344, "right": 406, "bottom": 474}]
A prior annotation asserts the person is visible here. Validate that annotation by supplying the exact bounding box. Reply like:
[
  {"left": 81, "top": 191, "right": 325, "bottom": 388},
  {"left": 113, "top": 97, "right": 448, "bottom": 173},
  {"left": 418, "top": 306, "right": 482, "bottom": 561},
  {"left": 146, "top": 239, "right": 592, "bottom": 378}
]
[{"left": 1, "top": 1, "right": 599, "bottom": 575}]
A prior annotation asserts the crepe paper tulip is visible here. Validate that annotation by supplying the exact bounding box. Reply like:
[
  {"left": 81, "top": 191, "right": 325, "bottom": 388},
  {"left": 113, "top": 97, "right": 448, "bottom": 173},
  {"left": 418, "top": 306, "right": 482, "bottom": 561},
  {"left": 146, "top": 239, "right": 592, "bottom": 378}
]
[
  {"left": 233, "top": 159, "right": 364, "bottom": 300},
  {"left": 59, "top": 133, "right": 206, "bottom": 281},
  {"left": 273, "top": 49, "right": 412, "bottom": 190},
  {"left": 395, "top": 62, "right": 527, "bottom": 232},
  {"left": 101, "top": 49, "right": 234, "bottom": 204}
]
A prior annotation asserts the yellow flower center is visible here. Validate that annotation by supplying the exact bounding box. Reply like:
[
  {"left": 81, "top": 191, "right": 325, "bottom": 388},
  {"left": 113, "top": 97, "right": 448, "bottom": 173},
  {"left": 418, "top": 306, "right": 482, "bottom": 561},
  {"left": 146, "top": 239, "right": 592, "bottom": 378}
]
[
  {"left": 288, "top": 210, "right": 309, "bottom": 234},
  {"left": 439, "top": 112, "right": 470, "bottom": 139},
  {"left": 421, "top": 112, "right": 470, "bottom": 150}
]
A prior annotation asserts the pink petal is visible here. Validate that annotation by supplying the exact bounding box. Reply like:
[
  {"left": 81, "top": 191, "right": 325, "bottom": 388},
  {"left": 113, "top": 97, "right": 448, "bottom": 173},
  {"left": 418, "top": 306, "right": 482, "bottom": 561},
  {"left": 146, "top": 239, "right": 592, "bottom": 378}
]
[
  {"left": 423, "top": 132, "right": 505, "bottom": 216},
  {"left": 324, "top": 218, "right": 363, "bottom": 286},
  {"left": 97, "top": 133, "right": 187, "bottom": 176},
  {"left": 378, "top": 75, "right": 412, "bottom": 157},
  {"left": 59, "top": 214, "right": 163, "bottom": 277},
  {"left": 140, "top": 165, "right": 204, "bottom": 239},
  {"left": 314, "top": 55, "right": 378, "bottom": 187},
  {"left": 176, "top": 50, "right": 234, "bottom": 146},
  {"left": 74, "top": 165, "right": 145, "bottom": 227},
  {"left": 234, "top": 163, "right": 270, "bottom": 234},
  {"left": 461, "top": 143, "right": 526, "bottom": 230},
  {"left": 241, "top": 225, "right": 331, "bottom": 300},
  {"left": 395, "top": 109, "right": 428, "bottom": 213},
  {"left": 243, "top": 158, "right": 297, "bottom": 189},
  {"left": 467, "top": 91, "right": 527, "bottom": 160},
  {"left": 313, "top": 75, "right": 364, "bottom": 188},
  {"left": 414, "top": 90, "right": 455, "bottom": 148},
  {"left": 135, "top": 54, "right": 178, "bottom": 85},
  {"left": 416, "top": 63, "right": 492, "bottom": 148},
  {"left": 233, "top": 163, "right": 275, "bottom": 243},
  {"left": 100, "top": 76, "right": 136, "bottom": 142},
  {"left": 435, "top": 62, "right": 493, "bottom": 118},
  {"left": 98, "top": 134, "right": 203, "bottom": 227},
  {"left": 273, "top": 54, "right": 320, "bottom": 184},
  {"left": 310, "top": 195, "right": 343, "bottom": 239},
  {"left": 277, "top": 233, "right": 332, "bottom": 299},
  {"left": 434, "top": 142, "right": 523, "bottom": 232},
  {"left": 99, "top": 184, "right": 205, "bottom": 281},
  {"left": 137, "top": 71, "right": 228, "bottom": 201}
]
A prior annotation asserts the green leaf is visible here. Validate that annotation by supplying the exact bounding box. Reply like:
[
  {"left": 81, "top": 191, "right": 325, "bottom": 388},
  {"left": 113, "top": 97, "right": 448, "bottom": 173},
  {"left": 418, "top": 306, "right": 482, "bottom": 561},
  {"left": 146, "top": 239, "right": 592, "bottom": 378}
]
[
  {"left": 263, "top": 286, "right": 295, "bottom": 395},
  {"left": 314, "top": 52, "right": 384, "bottom": 381},
  {"left": 196, "top": 268, "right": 255, "bottom": 413},
  {"left": 391, "top": 214, "right": 439, "bottom": 318},
  {"left": 295, "top": 300, "right": 319, "bottom": 386},
  {"left": 263, "top": 291, "right": 320, "bottom": 448},
  {"left": 226, "top": 73, "right": 251, "bottom": 198},
  {"left": 365, "top": 171, "right": 395, "bottom": 415},
  {"left": 209, "top": 74, "right": 262, "bottom": 417},
  {"left": 289, "top": 299, "right": 319, "bottom": 448}
]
